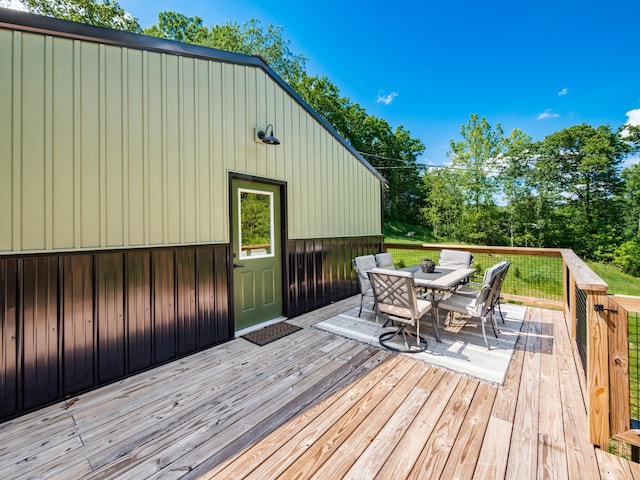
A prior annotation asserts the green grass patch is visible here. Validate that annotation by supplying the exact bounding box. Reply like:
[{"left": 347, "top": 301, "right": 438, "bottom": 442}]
[
  {"left": 384, "top": 220, "right": 437, "bottom": 244},
  {"left": 586, "top": 261, "right": 640, "bottom": 296}
]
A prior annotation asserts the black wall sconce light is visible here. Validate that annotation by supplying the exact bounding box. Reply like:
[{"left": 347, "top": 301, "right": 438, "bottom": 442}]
[{"left": 255, "top": 124, "right": 280, "bottom": 145}]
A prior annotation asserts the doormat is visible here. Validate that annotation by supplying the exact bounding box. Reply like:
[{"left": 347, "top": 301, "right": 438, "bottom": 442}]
[{"left": 241, "top": 322, "right": 302, "bottom": 346}]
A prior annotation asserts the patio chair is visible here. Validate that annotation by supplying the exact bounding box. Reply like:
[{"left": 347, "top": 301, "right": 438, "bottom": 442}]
[
  {"left": 456, "top": 261, "right": 511, "bottom": 323},
  {"left": 438, "top": 249, "right": 473, "bottom": 270},
  {"left": 367, "top": 268, "right": 430, "bottom": 352},
  {"left": 375, "top": 252, "right": 396, "bottom": 270},
  {"left": 436, "top": 261, "right": 507, "bottom": 349},
  {"left": 352, "top": 255, "right": 377, "bottom": 317}
]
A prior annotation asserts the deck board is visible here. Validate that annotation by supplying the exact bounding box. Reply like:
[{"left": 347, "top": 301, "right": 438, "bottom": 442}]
[{"left": 0, "top": 295, "right": 638, "bottom": 479}]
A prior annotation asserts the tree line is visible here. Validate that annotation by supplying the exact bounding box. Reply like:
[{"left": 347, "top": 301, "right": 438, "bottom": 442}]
[
  {"left": 424, "top": 115, "right": 640, "bottom": 273},
  {"left": 15, "top": 0, "right": 640, "bottom": 274}
]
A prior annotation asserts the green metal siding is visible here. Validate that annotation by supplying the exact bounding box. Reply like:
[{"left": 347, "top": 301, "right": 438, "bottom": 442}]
[{"left": 0, "top": 28, "right": 382, "bottom": 254}]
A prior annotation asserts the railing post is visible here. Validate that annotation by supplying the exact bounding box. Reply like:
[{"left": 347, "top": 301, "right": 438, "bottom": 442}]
[{"left": 586, "top": 290, "right": 610, "bottom": 449}]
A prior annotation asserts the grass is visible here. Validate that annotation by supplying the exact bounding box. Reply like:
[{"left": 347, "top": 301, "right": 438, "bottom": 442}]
[
  {"left": 586, "top": 261, "right": 640, "bottom": 296},
  {"left": 384, "top": 220, "right": 437, "bottom": 244},
  {"left": 384, "top": 219, "right": 640, "bottom": 297}
]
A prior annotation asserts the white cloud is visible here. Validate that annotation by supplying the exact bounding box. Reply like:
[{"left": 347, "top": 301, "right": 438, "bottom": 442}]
[
  {"left": 626, "top": 109, "right": 640, "bottom": 126},
  {"left": 376, "top": 91, "right": 398, "bottom": 105},
  {"left": 537, "top": 109, "right": 560, "bottom": 120},
  {"left": 558, "top": 88, "right": 568, "bottom": 96}
]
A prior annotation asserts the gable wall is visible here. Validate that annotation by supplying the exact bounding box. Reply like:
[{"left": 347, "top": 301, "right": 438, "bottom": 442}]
[{"left": 0, "top": 28, "right": 383, "bottom": 255}]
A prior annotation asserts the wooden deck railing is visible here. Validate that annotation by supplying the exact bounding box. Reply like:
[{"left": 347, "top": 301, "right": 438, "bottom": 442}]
[
  {"left": 383, "top": 243, "right": 640, "bottom": 453},
  {"left": 560, "top": 249, "right": 610, "bottom": 449}
]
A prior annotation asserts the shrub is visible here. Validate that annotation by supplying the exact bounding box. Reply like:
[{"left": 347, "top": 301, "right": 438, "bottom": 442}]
[{"left": 613, "top": 239, "right": 640, "bottom": 277}]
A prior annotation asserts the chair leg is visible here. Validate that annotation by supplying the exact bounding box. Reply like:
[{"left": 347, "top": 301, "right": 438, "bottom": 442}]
[
  {"left": 432, "top": 307, "right": 442, "bottom": 343},
  {"left": 497, "top": 299, "right": 505, "bottom": 324},
  {"left": 480, "top": 316, "right": 490, "bottom": 350},
  {"left": 489, "top": 310, "right": 500, "bottom": 337},
  {"left": 358, "top": 294, "right": 364, "bottom": 317}
]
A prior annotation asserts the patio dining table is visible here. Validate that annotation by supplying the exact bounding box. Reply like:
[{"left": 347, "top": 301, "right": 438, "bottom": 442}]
[{"left": 403, "top": 265, "right": 476, "bottom": 342}]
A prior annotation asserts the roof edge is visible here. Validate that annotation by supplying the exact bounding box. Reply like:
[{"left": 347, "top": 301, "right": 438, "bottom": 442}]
[{"left": 0, "top": 7, "right": 386, "bottom": 183}]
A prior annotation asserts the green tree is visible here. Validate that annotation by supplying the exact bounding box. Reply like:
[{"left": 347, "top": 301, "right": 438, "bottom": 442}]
[
  {"left": 498, "top": 129, "right": 534, "bottom": 246},
  {"left": 144, "top": 15, "right": 308, "bottom": 86},
  {"left": 21, "top": 0, "right": 141, "bottom": 31},
  {"left": 448, "top": 114, "right": 504, "bottom": 244},
  {"left": 620, "top": 162, "right": 640, "bottom": 238},
  {"left": 535, "top": 124, "right": 625, "bottom": 258},
  {"left": 422, "top": 168, "right": 463, "bottom": 240}
]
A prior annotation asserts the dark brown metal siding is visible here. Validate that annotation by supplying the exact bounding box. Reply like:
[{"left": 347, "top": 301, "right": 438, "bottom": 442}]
[
  {"left": 0, "top": 244, "right": 231, "bottom": 422},
  {"left": 176, "top": 249, "right": 197, "bottom": 356},
  {"left": 63, "top": 255, "right": 94, "bottom": 393},
  {"left": 126, "top": 251, "right": 152, "bottom": 374},
  {"left": 22, "top": 257, "right": 59, "bottom": 410},
  {"left": 0, "top": 259, "right": 18, "bottom": 419},
  {"left": 97, "top": 253, "right": 126, "bottom": 383},
  {"left": 286, "top": 236, "right": 382, "bottom": 318},
  {"left": 196, "top": 246, "right": 230, "bottom": 348},
  {"left": 153, "top": 249, "right": 176, "bottom": 364}
]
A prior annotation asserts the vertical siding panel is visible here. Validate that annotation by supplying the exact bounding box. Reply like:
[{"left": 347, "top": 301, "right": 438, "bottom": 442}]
[
  {"left": 120, "top": 49, "right": 130, "bottom": 246},
  {"left": 196, "top": 61, "right": 211, "bottom": 242},
  {"left": 245, "top": 67, "right": 258, "bottom": 175},
  {"left": 307, "top": 117, "right": 317, "bottom": 237},
  {"left": 153, "top": 249, "right": 176, "bottom": 363},
  {"left": 196, "top": 246, "right": 215, "bottom": 348},
  {"left": 104, "top": 46, "right": 124, "bottom": 246},
  {"left": 176, "top": 249, "right": 197, "bottom": 355},
  {"left": 63, "top": 255, "right": 94, "bottom": 394},
  {"left": 80, "top": 42, "right": 101, "bottom": 248},
  {"left": 142, "top": 51, "right": 150, "bottom": 245},
  {"left": 181, "top": 58, "right": 197, "bottom": 243},
  {"left": 347, "top": 150, "right": 355, "bottom": 235},
  {"left": 20, "top": 33, "right": 46, "bottom": 250},
  {"left": 298, "top": 112, "right": 309, "bottom": 237},
  {"left": 52, "top": 38, "right": 75, "bottom": 249},
  {"left": 12, "top": 32, "right": 21, "bottom": 251},
  {"left": 358, "top": 167, "right": 364, "bottom": 234},
  {"left": 165, "top": 56, "right": 181, "bottom": 244},
  {"left": 214, "top": 247, "right": 231, "bottom": 342},
  {"left": 126, "top": 250, "right": 152, "bottom": 373},
  {"left": 261, "top": 74, "right": 274, "bottom": 178},
  {"left": 22, "top": 257, "right": 58, "bottom": 409},
  {"left": 0, "top": 30, "right": 13, "bottom": 251},
  {"left": 319, "top": 131, "right": 328, "bottom": 236},
  {"left": 317, "top": 127, "right": 325, "bottom": 238},
  {"left": 234, "top": 65, "right": 246, "bottom": 174},
  {"left": 72, "top": 41, "right": 81, "bottom": 248},
  {"left": 222, "top": 63, "right": 235, "bottom": 173},
  {"left": 210, "top": 62, "right": 225, "bottom": 242},
  {"left": 343, "top": 150, "right": 350, "bottom": 235},
  {"left": 127, "top": 49, "right": 144, "bottom": 245},
  {"left": 273, "top": 82, "right": 284, "bottom": 180},
  {"left": 147, "top": 53, "right": 164, "bottom": 244},
  {"left": 254, "top": 71, "right": 266, "bottom": 175},
  {"left": 0, "top": 259, "right": 18, "bottom": 418},
  {"left": 96, "top": 253, "right": 125, "bottom": 383},
  {"left": 283, "top": 97, "right": 294, "bottom": 234},
  {"left": 44, "top": 36, "right": 53, "bottom": 250}
]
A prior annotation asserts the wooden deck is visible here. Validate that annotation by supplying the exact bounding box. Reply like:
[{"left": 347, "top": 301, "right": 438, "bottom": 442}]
[{"left": 1, "top": 296, "right": 639, "bottom": 479}]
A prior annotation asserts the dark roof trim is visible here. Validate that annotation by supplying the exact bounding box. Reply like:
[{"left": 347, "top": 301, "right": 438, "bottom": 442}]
[{"left": 0, "top": 7, "right": 386, "bottom": 183}]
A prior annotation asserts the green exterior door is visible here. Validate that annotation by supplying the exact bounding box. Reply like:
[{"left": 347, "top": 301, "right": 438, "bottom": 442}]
[{"left": 231, "top": 179, "right": 283, "bottom": 332}]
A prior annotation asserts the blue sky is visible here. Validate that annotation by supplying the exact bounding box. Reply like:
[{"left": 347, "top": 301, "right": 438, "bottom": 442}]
[{"left": 7, "top": 0, "right": 640, "bottom": 166}]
